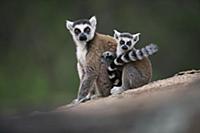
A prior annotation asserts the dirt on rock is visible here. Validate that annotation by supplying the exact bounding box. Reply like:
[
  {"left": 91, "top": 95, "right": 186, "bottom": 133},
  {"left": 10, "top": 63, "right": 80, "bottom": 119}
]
[{"left": 1, "top": 69, "right": 200, "bottom": 133}]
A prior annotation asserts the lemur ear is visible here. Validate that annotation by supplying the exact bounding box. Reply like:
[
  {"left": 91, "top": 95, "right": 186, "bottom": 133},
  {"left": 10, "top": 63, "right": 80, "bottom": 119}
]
[
  {"left": 113, "top": 29, "right": 120, "bottom": 39},
  {"left": 66, "top": 20, "right": 74, "bottom": 31},
  {"left": 132, "top": 33, "right": 141, "bottom": 42},
  {"left": 89, "top": 16, "right": 97, "bottom": 27}
]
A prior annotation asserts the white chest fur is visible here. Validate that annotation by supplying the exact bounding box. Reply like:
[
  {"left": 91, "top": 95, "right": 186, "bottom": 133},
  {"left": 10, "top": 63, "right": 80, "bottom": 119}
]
[{"left": 75, "top": 41, "right": 87, "bottom": 65}]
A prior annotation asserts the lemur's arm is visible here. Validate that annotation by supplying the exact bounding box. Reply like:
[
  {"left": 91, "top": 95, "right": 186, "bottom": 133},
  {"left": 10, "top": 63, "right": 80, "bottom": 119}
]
[
  {"left": 77, "top": 63, "right": 84, "bottom": 80},
  {"left": 77, "top": 65, "right": 97, "bottom": 101}
]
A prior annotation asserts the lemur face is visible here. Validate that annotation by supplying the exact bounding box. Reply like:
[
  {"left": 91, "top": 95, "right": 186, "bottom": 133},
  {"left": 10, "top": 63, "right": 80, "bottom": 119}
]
[
  {"left": 101, "top": 51, "right": 116, "bottom": 65},
  {"left": 114, "top": 30, "right": 140, "bottom": 53},
  {"left": 66, "top": 16, "right": 97, "bottom": 43}
]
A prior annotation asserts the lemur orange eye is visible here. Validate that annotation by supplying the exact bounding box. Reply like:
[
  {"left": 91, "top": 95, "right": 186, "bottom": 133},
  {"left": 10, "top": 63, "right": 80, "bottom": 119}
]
[
  {"left": 126, "top": 41, "right": 132, "bottom": 46},
  {"left": 84, "top": 27, "right": 91, "bottom": 34},
  {"left": 74, "top": 28, "right": 81, "bottom": 35},
  {"left": 120, "top": 40, "right": 125, "bottom": 45}
]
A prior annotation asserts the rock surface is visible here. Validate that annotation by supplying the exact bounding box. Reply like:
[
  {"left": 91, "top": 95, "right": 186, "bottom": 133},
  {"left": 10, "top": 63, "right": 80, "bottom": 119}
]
[{"left": 1, "top": 69, "right": 200, "bottom": 133}]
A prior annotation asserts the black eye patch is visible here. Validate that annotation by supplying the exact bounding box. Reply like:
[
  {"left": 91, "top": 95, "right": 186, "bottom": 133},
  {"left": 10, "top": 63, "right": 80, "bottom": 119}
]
[
  {"left": 74, "top": 28, "right": 81, "bottom": 35},
  {"left": 126, "top": 41, "right": 132, "bottom": 46},
  {"left": 84, "top": 27, "right": 91, "bottom": 34},
  {"left": 120, "top": 40, "right": 125, "bottom": 45}
]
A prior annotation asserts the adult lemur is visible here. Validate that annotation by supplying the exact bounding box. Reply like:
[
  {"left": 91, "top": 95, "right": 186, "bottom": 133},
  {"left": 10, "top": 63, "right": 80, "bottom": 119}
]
[
  {"left": 66, "top": 16, "right": 117, "bottom": 102},
  {"left": 102, "top": 30, "right": 158, "bottom": 95}
]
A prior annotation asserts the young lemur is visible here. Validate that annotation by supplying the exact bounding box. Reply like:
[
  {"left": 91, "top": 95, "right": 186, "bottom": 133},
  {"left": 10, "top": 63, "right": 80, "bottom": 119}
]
[
  {"left": 66, "top": 16, "right": 117, "bottom": 103},
  {"left": 102, "top": 30, "right": 158, "bottom": 95}
]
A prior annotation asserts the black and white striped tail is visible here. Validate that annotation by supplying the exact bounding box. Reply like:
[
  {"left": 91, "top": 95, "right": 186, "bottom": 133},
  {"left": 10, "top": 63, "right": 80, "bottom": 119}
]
[
  {"left": 114, "top": 43, "right": 158, "bottom": 67},
  {"left": 108, "top": 43, "right": 158, "bottom": 86}
]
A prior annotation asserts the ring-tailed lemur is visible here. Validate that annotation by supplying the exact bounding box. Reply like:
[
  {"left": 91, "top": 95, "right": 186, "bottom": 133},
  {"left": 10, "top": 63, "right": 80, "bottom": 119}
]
[
  {"left": 103, "top": 30, "right": 140, "bottom": 86},
  {"left": 102, "top": 30, "right": 158, "bottom": 94},
  {"left": 66, "top": 16, "right": 117, "bottom": 103},
  {"left": 102, "top": 43, "right": 158, "bottom": 87}
]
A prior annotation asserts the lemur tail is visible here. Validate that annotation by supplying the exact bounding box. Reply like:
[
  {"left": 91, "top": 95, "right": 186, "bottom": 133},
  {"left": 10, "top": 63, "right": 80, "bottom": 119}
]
[
  {"left": 108, "top": 43, "right": 158, "bottom": 87},
  {"left": 113, "top": 43, "right": 158, "bottom": 66}
]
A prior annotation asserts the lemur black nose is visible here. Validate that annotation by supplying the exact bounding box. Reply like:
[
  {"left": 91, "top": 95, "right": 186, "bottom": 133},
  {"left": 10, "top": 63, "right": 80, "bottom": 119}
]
[
  {"left": 79, "top": 33, "right": 87, "bottom": 41},
  {"left": 122, "top": 45, "right": 128, "bottom": 50}
]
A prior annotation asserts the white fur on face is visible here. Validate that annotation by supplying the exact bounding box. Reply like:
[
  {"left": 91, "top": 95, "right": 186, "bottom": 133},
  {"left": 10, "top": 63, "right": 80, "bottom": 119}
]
[
  {"left": 116, "top": 37, "right": 135, "bottom": 56},
  {"left": 114, "top": 30, "right": 141, "bottom": 56},
  {"left": 66, "top": 16, "right": 97, "bottom": 45},
  {"left": 73, "top": 24, "right": 96, "bottom": 43},
  {"left": 65, "top": 16, "right": 97, "bottom": 66}
]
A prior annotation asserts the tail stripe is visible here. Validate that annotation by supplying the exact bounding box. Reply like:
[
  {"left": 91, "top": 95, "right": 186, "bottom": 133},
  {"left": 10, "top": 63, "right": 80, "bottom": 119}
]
[
  {"left": 141, "top": 48, "right": 148, "bottom": 57},
  {"left": 110, "top": 62, "right": 117, "bottom": 69},
  {"left": 121, "top": 54, "right": 129, "bottom": 63},
  {"left": 125, "top": 52, "right": 130, "bottom": 60},
  {"left": 140, "top": 50, "right": 144, "bottom": 58},
  {"left": 113, "top": 79, "right": 120, "bottom": 86},
  {"left": 114, "top": 59, "right": 123, "bottom": 66},
  {"left": 135, "top": 50, "right": 142, "bottom": 60},
  {"left": 146, "top": 45, "right": 153, "bottom": 55},
  {"left": 107, "top": 69, "right": 113, "bottom": 75},
  {"left": 144, "top": 47, "right": 150, "bottom": 55},
  {"left": 114, "top": 55, "right": 124, "bottom": 66},
  {"left": 129, "top": 51, "right": 136, "bottom": 61},
  {"left": 109, "top": 73, "right": 116, "bottom": 79}
]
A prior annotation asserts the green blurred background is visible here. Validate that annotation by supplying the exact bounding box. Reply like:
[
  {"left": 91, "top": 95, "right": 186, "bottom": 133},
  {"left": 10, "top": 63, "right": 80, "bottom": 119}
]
[{"left": 0, "top": 0, "right": 200, "bottom": 115}]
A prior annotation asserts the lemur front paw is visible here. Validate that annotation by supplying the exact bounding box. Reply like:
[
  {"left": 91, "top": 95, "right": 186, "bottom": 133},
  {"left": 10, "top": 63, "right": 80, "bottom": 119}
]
[
  {"left": 71, "top": 98, "right": 80, "bottom": 104},
  {"left": 71, "top": 94, "right": 91, "bottom": 104},
  {"left": 110, "top": 86, "right": 124, "bottom": 95},
  {"left": 78, "top": 94, "right": 91, "bottom": 103}
]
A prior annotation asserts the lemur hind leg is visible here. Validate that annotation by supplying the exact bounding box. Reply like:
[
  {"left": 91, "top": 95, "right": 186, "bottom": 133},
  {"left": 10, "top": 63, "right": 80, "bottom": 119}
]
[
  {"left": 111, "top": 63, "right": 147, "bottom": 95},
  {"left": 125, "top": 63, "right": 150, "bottom": 89}
]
